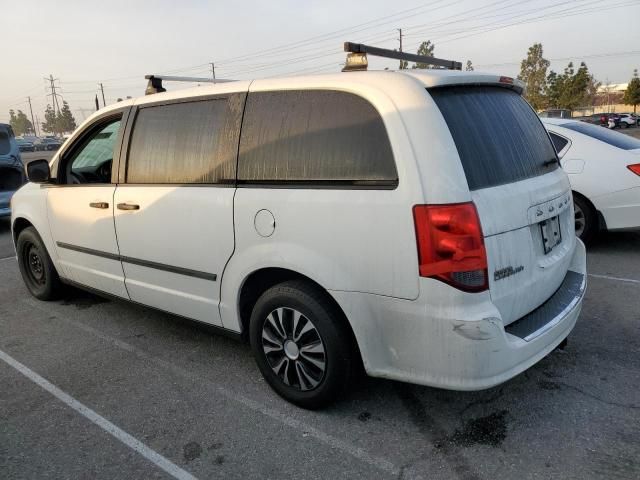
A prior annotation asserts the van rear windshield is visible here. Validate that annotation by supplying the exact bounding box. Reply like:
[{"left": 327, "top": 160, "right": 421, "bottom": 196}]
[{"left": 429, "top": 86, "right": 557, "bottom": 191}]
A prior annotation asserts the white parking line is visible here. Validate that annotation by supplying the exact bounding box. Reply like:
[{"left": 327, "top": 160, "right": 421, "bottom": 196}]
[
  {"left": 22, "top": 298, "right": 412, "bottom": 480},
  {"left": 0, "top": 256, "right": 16, "bottom": 262},
  {"left": 0, "top": 348, "right": 198, "bottom": 480},
  {"left": 588, "top": 273, "right": 640, "bottom": 284}
]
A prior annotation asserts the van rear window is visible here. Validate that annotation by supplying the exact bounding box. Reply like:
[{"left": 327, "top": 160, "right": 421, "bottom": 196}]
[
  {"left": 562, "top": 121, "right": 640, "bottom": 150},
  {"left": 429, "top": 86, "right": 557, "bottom": 191}
]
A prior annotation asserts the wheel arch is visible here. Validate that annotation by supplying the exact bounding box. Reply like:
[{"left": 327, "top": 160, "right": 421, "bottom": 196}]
[
  {"left": 12, "top": 216, "right": 34, "bottom": 247},
  {"left": 237, "top": 267, "right": 363, "bottom": 364},
  {"left": 572, "top": 190, "right": 606, "bottom": 231}
]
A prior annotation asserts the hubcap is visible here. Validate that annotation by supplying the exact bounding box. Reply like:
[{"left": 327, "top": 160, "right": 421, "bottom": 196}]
[
  {"left": 574, "top": 204, "right": 586, "bottom": 238},
  {"left": 261, "top": 307, "right": 326, "bottom": 391}
]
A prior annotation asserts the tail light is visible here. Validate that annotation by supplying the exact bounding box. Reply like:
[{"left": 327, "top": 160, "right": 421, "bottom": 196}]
[
  {"left": 413, "top": 202, "right": 488, "bottom": 292},
  {"left": 627, "top": 164, "right": 640, "bottom": 176}
]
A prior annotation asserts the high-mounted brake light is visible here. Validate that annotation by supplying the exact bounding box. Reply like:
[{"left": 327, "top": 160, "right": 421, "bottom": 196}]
[
  {"left": 413, "top": 203, "right": 488, "bottom": 292},
  {"left": 499, "top": 76, "right": 514, "bottom": 85},
  {"left": 627, "top": 164, "right": 640, "bottom": 176}
]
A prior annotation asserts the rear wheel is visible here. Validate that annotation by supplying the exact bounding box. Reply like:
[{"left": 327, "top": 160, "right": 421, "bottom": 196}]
[
  {"left": 621, "top": 121, "right": 628, "bottom": 129},
  {"left": 249, "top": 280, "right": 355, "bottom": 409},
  {"left": 573, "top": 194, "right": 597, "bottom": 244},
  {"left": 16, "top": 227, "right": 63, "bottom": 300}
]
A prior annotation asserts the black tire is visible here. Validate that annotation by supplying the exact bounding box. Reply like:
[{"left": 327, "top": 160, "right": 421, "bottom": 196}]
[
  {"left": 573, "top": 194, "right": 597, "bottom": 244},
  {"left": 249, "top": 280, "right": 355, "bottom": 409},
  {"left": 16, "top": 226, "right": 63, "bottom": 300},
  {"left": 621, "top": 121, "right": 628, "bottom": 129}
]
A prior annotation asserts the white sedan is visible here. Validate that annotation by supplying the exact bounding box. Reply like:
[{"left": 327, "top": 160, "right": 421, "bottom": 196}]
[{"left": 542, "top": 118, "right": 640, "bottom": 242}]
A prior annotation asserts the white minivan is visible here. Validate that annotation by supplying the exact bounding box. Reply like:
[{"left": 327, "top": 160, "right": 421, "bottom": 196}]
[{"left": 11, "top": 70, "right": 587, "bottom": 408}]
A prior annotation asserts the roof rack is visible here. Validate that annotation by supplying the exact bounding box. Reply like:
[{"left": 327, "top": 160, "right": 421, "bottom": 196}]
[
  {"left": 343, "top": 42, "right": 462, "bottom": 72},
  {"left": 144, "top": 75, "right": 237, "bottom": 95}
]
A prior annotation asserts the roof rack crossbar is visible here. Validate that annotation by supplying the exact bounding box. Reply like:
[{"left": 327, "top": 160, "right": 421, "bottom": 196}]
[
  {"left": 144, "top": 74, "right": 238, "bottom": 95},
  {"left": 343, "top": 42, "right": 462, "bottom": 71}
]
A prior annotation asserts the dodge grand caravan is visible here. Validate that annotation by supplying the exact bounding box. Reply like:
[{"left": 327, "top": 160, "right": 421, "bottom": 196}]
[{"left": 11, "top": 70, "right": 587, "bottom": 408}]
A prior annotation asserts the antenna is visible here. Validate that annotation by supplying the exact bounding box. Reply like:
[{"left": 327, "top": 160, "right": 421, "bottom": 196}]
[
  {"left": 343, "top": 42, "right": 462, "bottom": 72},
  {"left": 144, "top": 75, "right": 237, "bottom": 95}
]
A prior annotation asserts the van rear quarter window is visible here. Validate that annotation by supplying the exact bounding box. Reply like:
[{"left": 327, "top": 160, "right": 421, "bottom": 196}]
[
  {"left": 126, "top": 95, "right": 244, "bottom": 184},
  {"left": 237, "top": 90, "right": 397, "bottom": 185},
  {"left": 429, "top": 86, "right": 557, "bottom": 191}
]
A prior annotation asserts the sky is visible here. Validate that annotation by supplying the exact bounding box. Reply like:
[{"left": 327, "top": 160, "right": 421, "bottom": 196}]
[{"left": 1, "top": 0, "right": 639, "bottom": 126}]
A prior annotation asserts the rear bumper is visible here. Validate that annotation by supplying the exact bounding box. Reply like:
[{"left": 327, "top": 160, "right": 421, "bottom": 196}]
[
  {"left": 331, "top": 239, "right": 587, "bottom": 390},
  {"left": 593, "top": 187, "right": 640, "bottom": 232}
]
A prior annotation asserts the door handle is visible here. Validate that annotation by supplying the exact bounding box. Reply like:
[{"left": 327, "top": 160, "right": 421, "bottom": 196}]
[
  {"left": 89, "top": 202, "right": 109, "bottom": 209},
  {"left": 117, "top": 203, "right": 140, "bottom": 211}
]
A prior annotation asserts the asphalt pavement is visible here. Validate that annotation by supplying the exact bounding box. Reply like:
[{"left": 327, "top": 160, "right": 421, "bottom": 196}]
[{"left": 1, "top": 215, "right": 639, "bottom": 479}]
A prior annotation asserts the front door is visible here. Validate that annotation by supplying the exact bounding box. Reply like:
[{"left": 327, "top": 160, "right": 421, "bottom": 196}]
[
  {"left": 48, "top": 113, "right": 129, "bottom": 298},
  {"left": 113, "top": 94, "right": 245, "bottom": 326}
]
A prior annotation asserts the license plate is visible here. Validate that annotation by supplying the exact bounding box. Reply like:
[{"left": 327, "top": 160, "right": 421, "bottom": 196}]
[{"left": 540, "top": 215, "right": 562, "bottom": 254}]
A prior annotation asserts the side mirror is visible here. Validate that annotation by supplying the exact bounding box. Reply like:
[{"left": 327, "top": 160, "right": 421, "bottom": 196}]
[{"left": 26, "top": 159, "right": 51, "bottom": 183}]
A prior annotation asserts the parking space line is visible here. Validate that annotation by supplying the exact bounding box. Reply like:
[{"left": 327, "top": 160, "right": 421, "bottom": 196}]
[
  {"left": 22, "top": 298, "right": 411, "bottom": 480},
  {"left": 588, "top": 273, "right": 640, "bottom": 284},
  {"left": 0, "top": 256, "right": 16, "bottom": 262},
  {"left": 0, "top": 348, "right": 199, "bottom": 480}
]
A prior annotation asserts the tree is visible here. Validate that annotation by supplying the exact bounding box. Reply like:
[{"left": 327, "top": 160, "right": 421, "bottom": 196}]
[
  {"left": 623, "top": 69, "right": 640, "bottom": 113},
  {"left": 556, "top": 62, "right": 599, "bottom": 111},
  {"left": 41, "top": 104, "right": 58, "bottom": 134},
  {"left": 517, "top": 43, "right": 549, "bottom": 111},
  {"left": 412, "top": 40, "right": 436, "bottom": 69},
  {"left": 9, "top": 109, "right": 34, "bottom": 136},
  {"left": 58, "top": 101, "right": 77, "bottom": 133},
  {"left": 465, "top": 60, "right": 474, "bottom": 71},
  {"left": 544, "top": 70, "right": 562, "bottom": 108}
]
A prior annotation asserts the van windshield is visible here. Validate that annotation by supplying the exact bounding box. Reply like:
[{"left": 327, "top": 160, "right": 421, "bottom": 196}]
[{"left": 429, "top": 86, "right": 557, "bottom": 191}]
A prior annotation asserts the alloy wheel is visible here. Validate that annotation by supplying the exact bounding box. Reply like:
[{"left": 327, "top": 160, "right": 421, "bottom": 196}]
[
  {"left": 574, "top": 203, "right": 586, "bottom": 238},
  {"left": 261, "top": 307, "right": 326, "bottom": 391}
]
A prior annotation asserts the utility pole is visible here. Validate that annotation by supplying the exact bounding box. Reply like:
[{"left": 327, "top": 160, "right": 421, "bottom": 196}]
[
  {"left": 397, "top": 28, "right": 404, "bottom": 69},
  {"left": 210, "top": 62, "right": 216, "bottom": 83},
  {"left": 99, "top": 83, "right": 106, "bottom": 108},
  {"left": 44, "top": 74, "right": 63, "bottom": 137},
  {"left": 27, "top": 96, "right": 38, "bottom": 137},
  {"left": 44, "top": 74, "right": 62, "bottom": 115}
]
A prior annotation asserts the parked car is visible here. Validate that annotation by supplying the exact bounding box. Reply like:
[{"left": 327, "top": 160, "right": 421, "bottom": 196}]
[
  {"left": 35, "top": 137, "right": 62, "bottom": 151},
  {"left": 618, "top": 113, "right": 638, "bottom": 128},
  {"left": 16, "top": 138, "right": 35, "bottom": 152},
  {"left": 577, "top": 113, "right": 618, "bottom": 128},
  {"left": 11, "top": 71, "right": 587, "bottom": 408},
  {"left": 0, "top": 124, "right": 26, "bottom": 218},
  {"left": 543, "top": 118, "right": 640, "bottom": 242}
]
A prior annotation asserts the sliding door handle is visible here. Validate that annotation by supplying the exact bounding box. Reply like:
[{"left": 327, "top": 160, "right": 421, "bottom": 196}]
[
  {"left": 117, "top": 203, "right": 140, "bottom": 211},
  {"left": 89, "top": 202, "right": 109, "bottom": 209}
]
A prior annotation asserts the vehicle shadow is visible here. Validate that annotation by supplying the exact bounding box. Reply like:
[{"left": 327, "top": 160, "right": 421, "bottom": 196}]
[
  {"left": 0, "top": 218, "right": 10, "bottom": 233},
  {"left": 588, "top": 231, "right": 640, "bottom": 254}
]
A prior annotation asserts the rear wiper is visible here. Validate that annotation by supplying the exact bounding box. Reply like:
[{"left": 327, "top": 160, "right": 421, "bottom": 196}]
[{"left": 543, "top": 157, "right": 559, "bottom": 167}]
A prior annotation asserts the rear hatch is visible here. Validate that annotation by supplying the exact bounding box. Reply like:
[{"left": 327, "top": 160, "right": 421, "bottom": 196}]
[{"left": 430, "top": 86, "right": 574, "bottom": 325}]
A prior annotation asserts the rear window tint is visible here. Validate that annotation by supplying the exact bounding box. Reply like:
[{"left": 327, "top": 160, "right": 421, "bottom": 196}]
[
  {"left": 549, "top": 132, "right": 569, "bottom": 153},
  {"left": 0, "top": 131, "right": 10, "bottom": 155},
  {"left": 238, "top": 90, "right": 397, "bottom": 186},
  {"left": 429, "top": 86, "right": 557, "bottom": 190},
  {"left": 562, "top": 121, "right": 640, "bottom": 150}
]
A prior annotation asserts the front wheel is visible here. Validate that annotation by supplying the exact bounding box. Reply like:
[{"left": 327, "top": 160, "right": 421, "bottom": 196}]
[
  {"left": 16, "top": 227, "right": 63, "bottom": 300},
  {"left": 249, "top": 280, "right": 356, "bottom": 409}
]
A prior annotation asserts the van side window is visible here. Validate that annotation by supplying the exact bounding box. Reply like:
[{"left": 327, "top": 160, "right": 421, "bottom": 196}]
[
  {"left": 126, "top": 95, "right": 244, "bottom": 184},
  {"left": 237, "top": 90, "right": 397, "bottom": 186}
]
